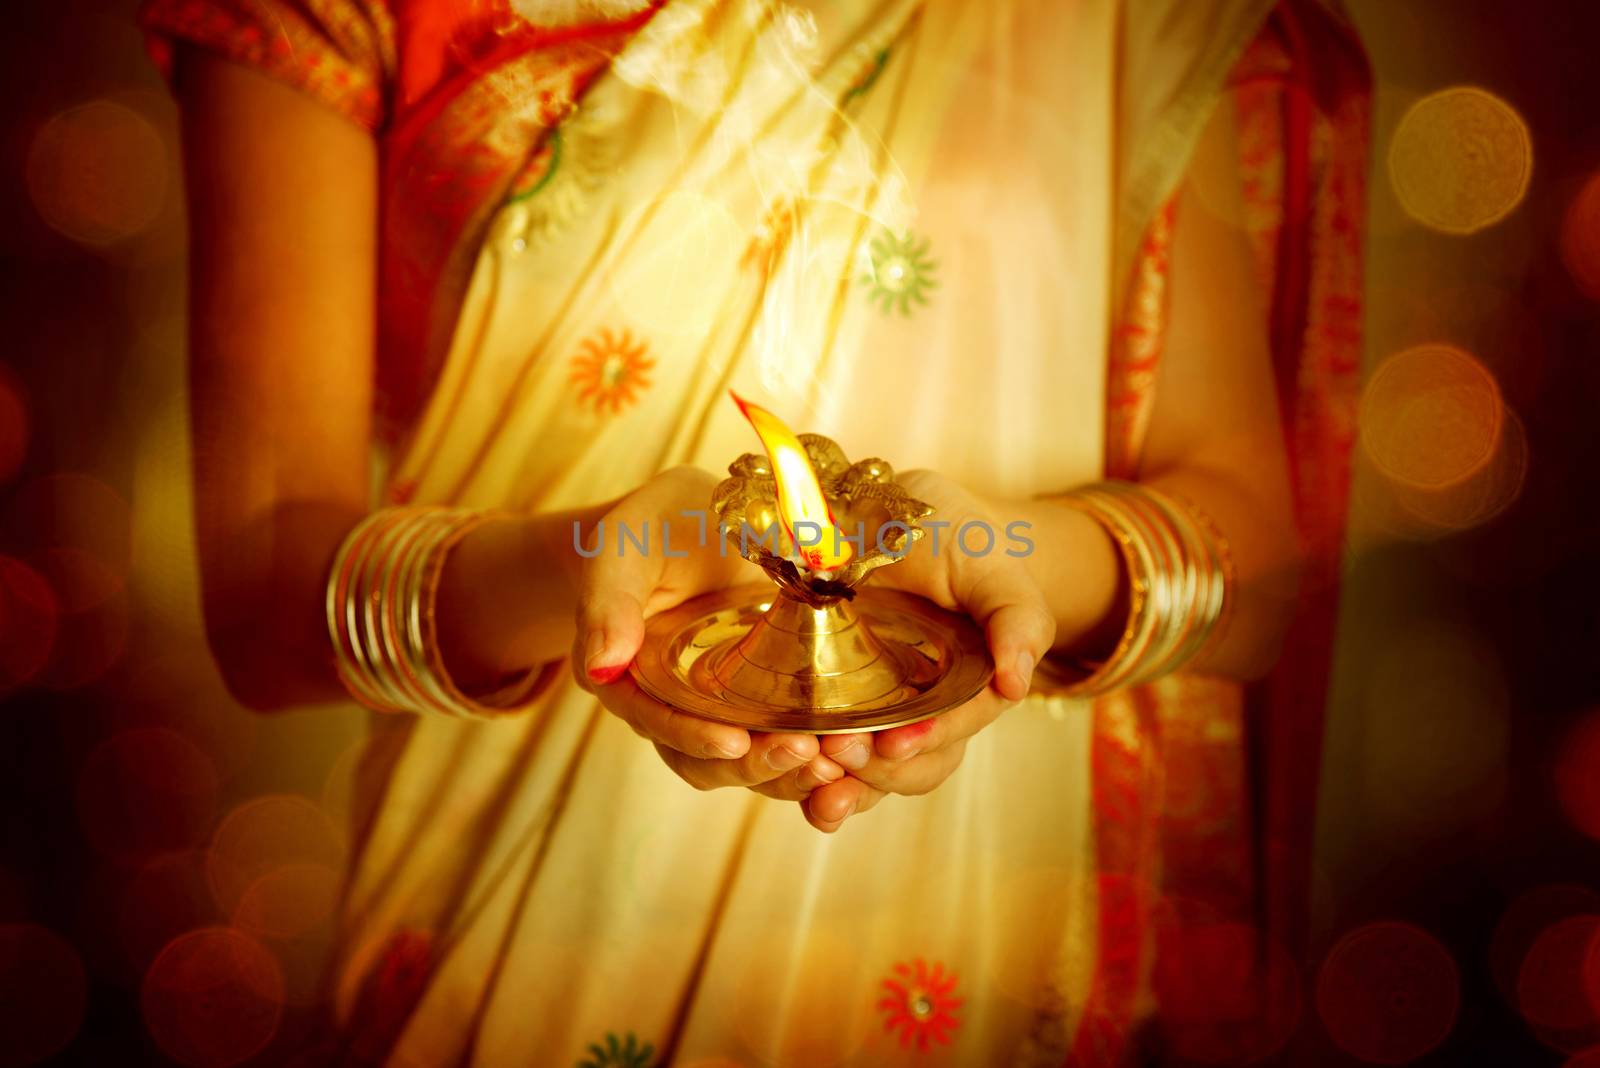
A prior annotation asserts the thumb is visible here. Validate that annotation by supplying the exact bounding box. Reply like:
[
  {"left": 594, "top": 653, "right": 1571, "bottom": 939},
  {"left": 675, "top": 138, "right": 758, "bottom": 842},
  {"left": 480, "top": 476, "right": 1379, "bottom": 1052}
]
[
  {"left": 577, "top": 587, "right": 647, "bottom": 685},
  {"left": 960, "top": 564, "right": 1055, "bottom": 702},
  {"left": 574, "top": 517, "right": 661, "bottom": 686}
]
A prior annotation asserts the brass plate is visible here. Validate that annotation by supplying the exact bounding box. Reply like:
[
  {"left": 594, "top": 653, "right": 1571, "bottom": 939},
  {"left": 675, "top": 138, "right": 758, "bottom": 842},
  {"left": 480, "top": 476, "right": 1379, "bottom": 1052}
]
[{"left": 630, "top": 584, "right": 993, "bottom": 733}]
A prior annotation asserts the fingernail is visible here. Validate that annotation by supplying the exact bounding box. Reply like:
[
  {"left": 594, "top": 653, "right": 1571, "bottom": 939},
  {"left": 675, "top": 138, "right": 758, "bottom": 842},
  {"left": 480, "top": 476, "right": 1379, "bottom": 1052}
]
[
  {"left": 766, "top": 743, "right": 809, "bottom": 771},
  {"left": 881, "top": 721, "right": 931, "bottom": 759},
  {"left": 587, "top": 661, "right": 627, "bottom": 685},
  {"left": 585, "top": 628, "right": 629, "bottom": 683},
  {"left": 706, "top": 741, "right": 743, "bottom": 759},
  {"left": 808, "top": 757, "right": 844, "bottom": 784},
  {"left": 1015, "top": 651, "right": 1035, "bottom": 694},
  {"left": 833, "top": 740, "right": 870, "bottom": 771},
  {"left": 583, "top": 629, "right": 609, "bottom": 673}
]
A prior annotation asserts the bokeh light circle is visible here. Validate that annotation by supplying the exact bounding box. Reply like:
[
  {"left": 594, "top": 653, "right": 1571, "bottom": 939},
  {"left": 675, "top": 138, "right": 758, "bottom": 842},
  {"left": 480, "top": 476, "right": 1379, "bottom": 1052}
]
[
  {"left": 5, "top": 473, "right": 132, "bottom": 589},
  {"left": 1561, "top": 172, "right": 1600, "bottom": 300},
  {"left": 1360, "top": 344, "right": 1504, "bottom": 490},
  {"left": 32, "top": 546, "right": 123, "bottom": 613},
  {"left": 119, "top": 850, "right": 234, "bottom": 978},
  {"left": 0, "top": 924, "right": 88, "bottom": 1067},
  {"left": 140, "top": 926, "right": 285, "bottom": 1068},
  {"left": 1517, "top": 915, "right": 1600, "bottom": 1040},
  {"left": 76, "top": 728, "right": 220, "bottom": 864},
  {"left": 0, "top": 556, "right": 58, "bottom": 691},
  {"left": 1556, "top": 711, "right": 1600, "bottom": 842},
  {"left": 1491, "top": 885, "right": 1600, "bottom": 1008},
  {"left": 233, "top": 861, "right": 341, "bottom": 942},
  {"left": 207, "top": 795, "right": 346, "bottom": 916},
  {"left": 39, "top": 585, "right": 131, "bottom": 691},
  {"left": 1316, "top": 922, "right": 1459, "bottom": 1064},
  {"left": 1391, "top": 405, "right": 1528, "bottom": 535},
  {"left": 233, "top": 861, "right": 341, "bottom": 1006},
  {"left": 1388, "top": 86, "right": 1531, "bottom": 235},
  {"left": 26, "top": 100, "right": 168, "bottom": 247}
]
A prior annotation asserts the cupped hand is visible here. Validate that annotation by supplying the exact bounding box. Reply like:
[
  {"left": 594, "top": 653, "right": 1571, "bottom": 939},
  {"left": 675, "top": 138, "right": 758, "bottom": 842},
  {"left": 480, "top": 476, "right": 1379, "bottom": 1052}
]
[
  {"left": 571, "top": 466, "right": 846, "bottom": 796},
  {"left": 799, "top": 469, "right": 1057, "bottom": 832}
]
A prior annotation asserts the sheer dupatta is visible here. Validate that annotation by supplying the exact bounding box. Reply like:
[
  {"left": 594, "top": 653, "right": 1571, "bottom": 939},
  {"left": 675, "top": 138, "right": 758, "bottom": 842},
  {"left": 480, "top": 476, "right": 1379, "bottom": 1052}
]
[{"left": 1077, "top": 2, "right": 1369, "bottom": 1063}]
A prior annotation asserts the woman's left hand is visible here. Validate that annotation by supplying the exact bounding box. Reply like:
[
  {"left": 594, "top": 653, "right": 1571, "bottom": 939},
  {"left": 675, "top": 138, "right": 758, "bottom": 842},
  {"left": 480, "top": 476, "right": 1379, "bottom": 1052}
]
[{"left": 794, "top": 469, "right": 1057, "bottom": 832}]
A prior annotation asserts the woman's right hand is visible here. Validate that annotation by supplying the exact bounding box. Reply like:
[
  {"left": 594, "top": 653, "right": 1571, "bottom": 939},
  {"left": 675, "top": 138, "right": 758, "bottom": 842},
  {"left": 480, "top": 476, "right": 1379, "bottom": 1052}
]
[{"left": 571, "top": 466, "right": 847, "bottom": 800}]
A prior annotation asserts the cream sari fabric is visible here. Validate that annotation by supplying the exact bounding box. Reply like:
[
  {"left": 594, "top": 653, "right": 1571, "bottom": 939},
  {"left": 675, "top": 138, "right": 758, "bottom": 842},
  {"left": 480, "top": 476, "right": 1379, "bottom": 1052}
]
[{"left": 330, "top": 1, "right": 1271, "bottom": 1064}]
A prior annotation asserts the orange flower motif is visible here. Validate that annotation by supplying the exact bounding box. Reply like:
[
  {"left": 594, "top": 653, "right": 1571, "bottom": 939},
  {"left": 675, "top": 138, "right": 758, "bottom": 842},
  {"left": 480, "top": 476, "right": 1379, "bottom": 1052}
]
[
  {"left": 570, "top": 328, "right": 655, "bottom": 415},
  {"left": 877, "top": 958, "right": 963, "bottom": 1050},
  {"left": 740, "top": 198, "right": 798, "bottom": 277}
]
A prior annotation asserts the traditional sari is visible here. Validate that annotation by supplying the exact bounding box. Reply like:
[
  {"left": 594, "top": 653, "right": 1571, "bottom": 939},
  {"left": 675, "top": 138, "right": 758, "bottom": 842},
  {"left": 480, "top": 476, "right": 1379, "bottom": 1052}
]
[{"left": 142, "top": 0, "right": 1369, "bottom": 1064}]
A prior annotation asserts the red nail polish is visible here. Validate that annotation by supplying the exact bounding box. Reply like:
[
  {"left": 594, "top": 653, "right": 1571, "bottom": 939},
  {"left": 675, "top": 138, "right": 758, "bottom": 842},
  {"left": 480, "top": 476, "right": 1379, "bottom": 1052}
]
[{"left": 586, "top": 662, "right": 628, "bottom": 684}]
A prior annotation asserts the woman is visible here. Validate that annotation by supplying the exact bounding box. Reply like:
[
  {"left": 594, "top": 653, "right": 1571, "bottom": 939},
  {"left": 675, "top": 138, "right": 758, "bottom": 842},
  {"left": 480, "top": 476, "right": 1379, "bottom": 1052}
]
[{"left": 143, "top": 0, "right": 1368, "bottom": 1063}]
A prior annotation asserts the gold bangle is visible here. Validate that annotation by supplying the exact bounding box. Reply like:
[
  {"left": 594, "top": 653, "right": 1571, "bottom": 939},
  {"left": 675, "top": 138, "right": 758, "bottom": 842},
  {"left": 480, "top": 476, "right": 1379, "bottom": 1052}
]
[
  {"left": 1035, "top": 481, "right": 1234, "bottom": 697},
  {"left": 385, "top": 511, "right": 458, "bottom": 716},
  {"left": 326, "top": 506, "right": 539, "bottom": 718},
  {"left": 328, "top": 510, "right": 408, "bottom": 712}
]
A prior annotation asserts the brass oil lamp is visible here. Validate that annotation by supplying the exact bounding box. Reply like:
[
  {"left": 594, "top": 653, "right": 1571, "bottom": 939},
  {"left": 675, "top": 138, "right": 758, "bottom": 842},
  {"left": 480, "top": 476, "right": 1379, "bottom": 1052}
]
[{"left": 630, "top": 395, "right": 992, "bottom": 733}]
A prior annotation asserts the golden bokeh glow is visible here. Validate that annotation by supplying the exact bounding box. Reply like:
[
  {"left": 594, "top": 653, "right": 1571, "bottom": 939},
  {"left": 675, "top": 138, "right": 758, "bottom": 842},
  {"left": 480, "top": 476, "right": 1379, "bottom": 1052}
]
[
  {"left": 26, "top": 100, "right": 169, "bottom": 248},
  {"left": 206, "top": 795, "right": 347, "bottom": 917},
  {"left": 1360, "top": 343, "right": 1504, "bottom": 490},
  {"left": 1388, "top": 87, "right": 1531, "bottom": 234},
  {"left": 140, "top": 926, "right": 285, "bottom": 1068}
]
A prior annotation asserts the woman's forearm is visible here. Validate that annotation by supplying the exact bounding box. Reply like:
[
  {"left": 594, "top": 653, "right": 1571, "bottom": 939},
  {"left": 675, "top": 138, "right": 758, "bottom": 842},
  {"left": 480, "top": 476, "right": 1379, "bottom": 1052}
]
[
  {"left": 1000, "top": 461, "right": 1303, "bottom": 683},
  {"left": 206, "top": 501, "right": 609, "bottom": 712},
  {"left": 432, "top": 503, "right": 611, "bottom": 692}
]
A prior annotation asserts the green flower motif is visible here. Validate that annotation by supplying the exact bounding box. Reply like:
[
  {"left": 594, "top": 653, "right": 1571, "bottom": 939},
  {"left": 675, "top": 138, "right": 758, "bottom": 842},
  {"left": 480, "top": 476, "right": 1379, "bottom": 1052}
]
[
  {"left": 861, "top": 229, "right": 938, "bottom": 316},
  {"left": 577, "top": 1031, "right": 655, "bottom": 1068}
]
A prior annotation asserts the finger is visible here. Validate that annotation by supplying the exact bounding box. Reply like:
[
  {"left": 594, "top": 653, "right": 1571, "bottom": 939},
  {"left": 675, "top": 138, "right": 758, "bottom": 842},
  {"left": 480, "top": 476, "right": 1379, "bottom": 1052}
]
[
  {"left": 651, "top": 732, "right": 821, "bottom": 791},
  {"left": 749, "top": 756, "right": 847, "bottom": 800},
  {"left": 957, "top": 565, "right": 1056, "bottom": 701},
  {"left": 574, "top": 490, "right": 688, "bottom": 683},
  {"left": 581, "top": 655, "right": 751, "bottom": 758},
  {"left": 872, "top": 689, "right": 1009, "bottom": 762},
  {"left": 576, "top": 571, "right": 655, "bottom": 685},
  {"left": 849, "top": 738, "right": 969, "bottom": 796},
  {"left": 818, "top": 733, "right": 873, "bottom": 772},
  {"left": 802, "top": 776, "right": 886, "bottom": 832}
]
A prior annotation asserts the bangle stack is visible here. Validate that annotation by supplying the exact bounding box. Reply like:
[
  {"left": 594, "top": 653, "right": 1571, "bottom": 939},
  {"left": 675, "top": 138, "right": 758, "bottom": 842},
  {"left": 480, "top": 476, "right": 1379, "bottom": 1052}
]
[
  {"left": 1039, "top": 482, "right": 1235, "bottom": 697},
  {"left": 326, "top": 507, "right": 540, "bottom": 717}
]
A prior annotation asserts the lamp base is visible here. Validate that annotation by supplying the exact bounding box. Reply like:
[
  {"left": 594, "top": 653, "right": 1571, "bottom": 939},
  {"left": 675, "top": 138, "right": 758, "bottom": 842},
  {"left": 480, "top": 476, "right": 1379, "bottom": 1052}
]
[{"left": 630, "top": 583, "right": 993, "bottom": 733}]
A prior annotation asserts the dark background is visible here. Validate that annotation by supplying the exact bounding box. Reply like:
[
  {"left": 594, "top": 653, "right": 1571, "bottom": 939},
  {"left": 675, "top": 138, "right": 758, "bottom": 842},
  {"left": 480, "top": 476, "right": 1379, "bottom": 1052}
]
[{"left": 1, "top": 0, "right": 1598, "bottom": 1065}]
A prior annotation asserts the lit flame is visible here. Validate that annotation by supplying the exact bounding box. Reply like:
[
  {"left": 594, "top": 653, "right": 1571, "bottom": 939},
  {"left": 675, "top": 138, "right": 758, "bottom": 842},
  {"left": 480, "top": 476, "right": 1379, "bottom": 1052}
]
[{"left": 731, "top": 391, "right": 853, "bottom": 572}]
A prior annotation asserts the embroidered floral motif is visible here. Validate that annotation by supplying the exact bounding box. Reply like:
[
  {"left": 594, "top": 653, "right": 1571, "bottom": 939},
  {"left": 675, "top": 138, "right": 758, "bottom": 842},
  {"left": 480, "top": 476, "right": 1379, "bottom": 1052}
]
[
  {"left": 577, "top": 1030, "right": 655, "bottom": 1068},
  {"left": 504, "top": 103, "right": 617, "bottom": 250},
  {"left": 860, "top": 229, "right": 938, "bottom": 316},
  {"left": 877, "top": 958, "right": 963, "bottom": 1050},
  {"left": 740, "top": 198, "right": 798, "bottom": 277},
  {"left": 570, "top": 328, "right": 655, "bottom": 414},
  {"left": 843, "top": 46, "right": 891, "bottom": 104}
]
